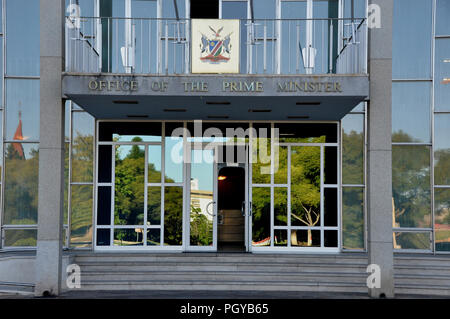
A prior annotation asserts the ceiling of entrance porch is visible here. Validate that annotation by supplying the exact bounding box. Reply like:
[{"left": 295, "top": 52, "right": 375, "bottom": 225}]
[{"left": 65, "top": 94, "right": 365, "bottom": 121}]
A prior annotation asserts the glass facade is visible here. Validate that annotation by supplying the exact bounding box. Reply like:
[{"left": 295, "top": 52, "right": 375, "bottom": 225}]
[
  {"left": 0, "top": 0, "right": 448, "bottom": 255},
  {"left": 392, "top": 0, "right": 450, "bottom": 252}
]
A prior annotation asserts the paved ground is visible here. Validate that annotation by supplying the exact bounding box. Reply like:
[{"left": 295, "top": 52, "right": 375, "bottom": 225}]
[{"left": 0, "top": 290, "right": 447, "bottom": 299}]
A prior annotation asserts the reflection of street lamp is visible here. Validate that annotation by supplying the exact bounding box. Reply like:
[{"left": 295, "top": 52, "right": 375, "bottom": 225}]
[{"left": 218, "top": 175, "right": 227, "bottom": 181}]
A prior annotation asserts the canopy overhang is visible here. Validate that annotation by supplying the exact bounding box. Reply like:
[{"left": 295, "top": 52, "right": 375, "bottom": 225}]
[{"left": 62, "top": 74, "right": 369, "bottom": 121}]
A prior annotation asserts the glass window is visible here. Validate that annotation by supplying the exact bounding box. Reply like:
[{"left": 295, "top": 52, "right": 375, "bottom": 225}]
[
  {"left": 147, "top": 186, "right": 161, "bottom": 225},
  {"left": 274, "top": 146, "right": 287, "bottom": 184},
  {"left": 291, "top": 146, "right": 321, "bottom": 227},
  {"left": 98, "top": 145, "right": 112, "bottom": 183},
  {"left": 434, "top": 38, "right": 450, "bottom": 112},
  {"left": 222, "top": 1, "right": 248, "bottom": 73},
  {"left": 435, "top": 188, "right": 450, "bottom": 252},
  {"left": 252, "top": 187, "right": 270, "bottom": 246},
  {"left": 392, "top": 146, "right": 431, "bottom": 228},
  {"left": 342, "top": 187, "right": 364, "bottom": 250},
  {"left": 274, "top": 187, "right": 287, "bottom": 226},
  {"left": 436, "top": 0, "right": 450, "bottom": 36},
  {"left": 165, "top": 123, "right": 183, "bottom": 183},
  {"left": 6, "top": 0, "right": 40, "bottom": 76},
  {"left": 147, "top": 228, "right": 160, "bottom": 245},
  {"left": 164, "top": 186, "right": 183, "bottom": 245},
  {"left": 0, "top": 111, "right": 3, "bottom": 181},
  {"left": 4, "top": 229, "right": 37, "bottom": 247},
  {"left": 392, "top": 81, "right": 431, "bottom": 143},
  {"left": 342, "top": 114, "right": 364, "bottom": 185},
  {"left": 394, "top": 232, "right": 431, "bottom": 250},
  {"left": 131, "top": 0, "right": 157, "bottom": 18},
  {"left": 0, "top": 37, "right": 3, "bottom": 106},
  {"left": 392, "top": 0, "right": 432, "bottom": 79},
  {"left": 99, "top": 122, "right": 161, "bottom": 142},
  {"left": 4, "top": 143, "right": 39, "bottom": 225},
  {"left": 72, "top": 112, "right": 94, "bottom": 182},
  {"left": 163, "top": 0, "right": 186, "bottom": 18},
  {"left": 114, "top": 145, "right": 145, "bottom": 226},
  {"left": 65, "top": 101, "right": 70, "bottom": 141},
  {"left": 434, "top": 114, "right": 450, "bottom": 186},
  {"left": 70, "top": 184, "right": 93, "bottom": 248},
  {"left": 114, "top": 228, "right": 144, "bottom": 246},
  {"left": 276, "top": 123, "right": 338, "bottom": 143},
  {"left": 148, "top": 145, "right": 162, "bottom": 183},
  {"left": 6, "top": 79, "right": 40, "bottom": 141},
  {"left": 96, "top": 228, "right": 110, "bottom": 246},
  {"left": 253, "top": 0, "right": 275, "bottom": 19},
  {"left": 97, "top": 186, "right": 111, "bottom": 225},
  {"left": 343, "top": 0, "right": 366, "bottom": 19},
  {"left": 252, "top": 124, "right": 271, "bottom": 184},
  {"left": 291, "top": 230, "right": 320, "bottom": 247}
]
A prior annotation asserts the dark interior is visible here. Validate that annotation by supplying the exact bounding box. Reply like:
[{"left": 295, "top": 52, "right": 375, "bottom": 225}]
[
  {"left": 190, "top": 0, "right": 219, "bottom": 19},
  {"left": 217, "top": 166, "right": 246, "bottom": 252}
]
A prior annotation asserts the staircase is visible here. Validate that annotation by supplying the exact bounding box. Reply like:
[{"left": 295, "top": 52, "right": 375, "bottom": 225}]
[
  {"left": 71, "top": 252, "right": 369, "bottom": 292},
  {"left": 394, "top": 254, "right": 450, "bottom": 296}
]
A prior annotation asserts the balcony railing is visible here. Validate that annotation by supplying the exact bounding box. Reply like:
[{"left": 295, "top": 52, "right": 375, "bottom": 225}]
[{"left": 65, "top": 17, "right": 367, "bottom": 75}]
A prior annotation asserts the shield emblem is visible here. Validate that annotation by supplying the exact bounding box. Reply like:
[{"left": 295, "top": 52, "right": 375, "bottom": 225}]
[{"left": 209, "top": 40, "right": 223, "bottom": 57}]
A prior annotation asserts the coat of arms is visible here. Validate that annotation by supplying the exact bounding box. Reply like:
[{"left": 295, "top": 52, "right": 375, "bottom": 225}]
[
  {"left": 191, "top": 19, "right": 240, "bottom": 74},
  {"left": 200, "top": 26, "right": 232, "bottom": 63}
]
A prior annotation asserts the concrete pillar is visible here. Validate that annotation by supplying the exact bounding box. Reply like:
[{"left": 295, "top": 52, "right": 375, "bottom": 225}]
[
  {"left": 35, "top": 0, "right": 65, "bottom": 296},
  {"left": 367, "top": 0, "right": 395, "bottom": 298}
]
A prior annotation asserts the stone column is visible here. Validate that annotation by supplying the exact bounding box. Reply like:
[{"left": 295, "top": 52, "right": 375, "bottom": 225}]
[
  {"left": 367, "top": 0, "right": 395, "bottom": 298},
  {"left": 35, "top": 0, "right": 65, "bottom": 296}
]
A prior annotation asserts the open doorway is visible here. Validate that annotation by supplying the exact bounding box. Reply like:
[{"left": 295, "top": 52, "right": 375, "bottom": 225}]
[
  {"left": 190, "top": 0, "right": 219, "bottom": 19},
  {"left": 217, "top": 166, "right": 246, "bottom": 252}
]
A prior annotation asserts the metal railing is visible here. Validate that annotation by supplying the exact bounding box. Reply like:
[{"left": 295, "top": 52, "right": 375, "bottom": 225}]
[
  {"left": 65, "top": 16, "right": 367, "bottom": 75},
  {"left": 336, "top": 19, "right": 368, "bottom": 74}
]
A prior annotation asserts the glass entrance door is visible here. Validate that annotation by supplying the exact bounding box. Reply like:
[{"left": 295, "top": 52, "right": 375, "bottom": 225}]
[{"left": 187, "top": 145, "right": 218, "bottom": 251}]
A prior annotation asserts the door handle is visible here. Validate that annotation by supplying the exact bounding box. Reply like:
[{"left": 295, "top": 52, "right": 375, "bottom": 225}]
[
  {"left": 241, "top": 201, "right": 246, "bottom": 217},
  {"left": 205, "top": 201, "right": 216, "bottom": 217}
]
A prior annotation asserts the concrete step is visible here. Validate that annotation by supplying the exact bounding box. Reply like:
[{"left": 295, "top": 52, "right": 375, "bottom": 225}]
[
  {"left": 0, "top": 281, "right": 35, "bottom": 295},
  {"left": 76, "top": 262, "right": 367, "bottom": 273},
  {"left": 395, "top": 284, "right": 450, "bottom": 297},
  {"left": 74, "top": 253, "right": 368, "bottom": 265},
  {"left": 79, "top": 271, "right": 367, "bottom": 283},
  {"left": 75, "top": 280, "right": 368, "bottom": 293},
  {"left": 395, "top": 266, "right": 450, "bottom": 276}
]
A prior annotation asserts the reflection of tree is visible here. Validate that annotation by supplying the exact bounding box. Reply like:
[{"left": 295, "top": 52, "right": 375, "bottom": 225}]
[
  {"left": 72, "top": 132, "right": 94, "bottom": 181},
  {"left": 70, "top": 133, "right": 94, "bottom": 246},
  {"left": 342, "top": 129, "right": 364, "bottom": 184},
  {"left": 114, "top": 139, "right": 145, "bottom": 226},
  {"left": 435, "top": 149, "right": 450, "bottom": 186},
  {"left": 342, "top": 188, "right": 364, "bottom": 249},
  {"left": 392, "top": 131, "right": 431, "bottom": 229},
  {"left": 251, "top": 139, "right": 324, "bottom": 247},
  {"left": 290, "top": 146, "right": 321, "bottom": 246},
  {"left": 4, "top": 144, "right": 39, "bottom": 226},
  {"left": 190, "top": 205, "right": 213, "bottom": 246},
  {"left": 164, "top": 187, "right": 183, "bottom": 245}
]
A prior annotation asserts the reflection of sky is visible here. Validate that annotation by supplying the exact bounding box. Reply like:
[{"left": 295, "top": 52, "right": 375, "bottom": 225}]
[
  {"left": 6, "top": 79, "right": 40, "bottom": 141},
  {"left": 435, "top": 114, "right": 450, "bottom": 150},
  {"left": 342, "top": 113, "right": 363, "bottom": 135},
  {"left": 113, "top": 134, "right": 161, "bottom": 142},
  {"left": 191, "top": 149, "right": 213, "bottom": 191},
  {"left": 393, "top": 0, "right": 432, "bottom": 79},
  {"left": 72, "top": 112, "right": 95, "bottom": 138},
  {"left": 6, "top": 0, "right": 40, "bottom": 76},
  {"left": 392, "top": 82, "right": 431, "bottom": 143}
]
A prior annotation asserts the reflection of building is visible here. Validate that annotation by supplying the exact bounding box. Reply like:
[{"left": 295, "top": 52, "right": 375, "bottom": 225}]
[
  {"left": 0, "top": 0, "right": 450, "bottom": 299},
  {"left": 190, "top": 178, "right": 213, "bottom": 221},
  {"left": 12, "top": 111, "right": 25, "bottom": 159}
]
